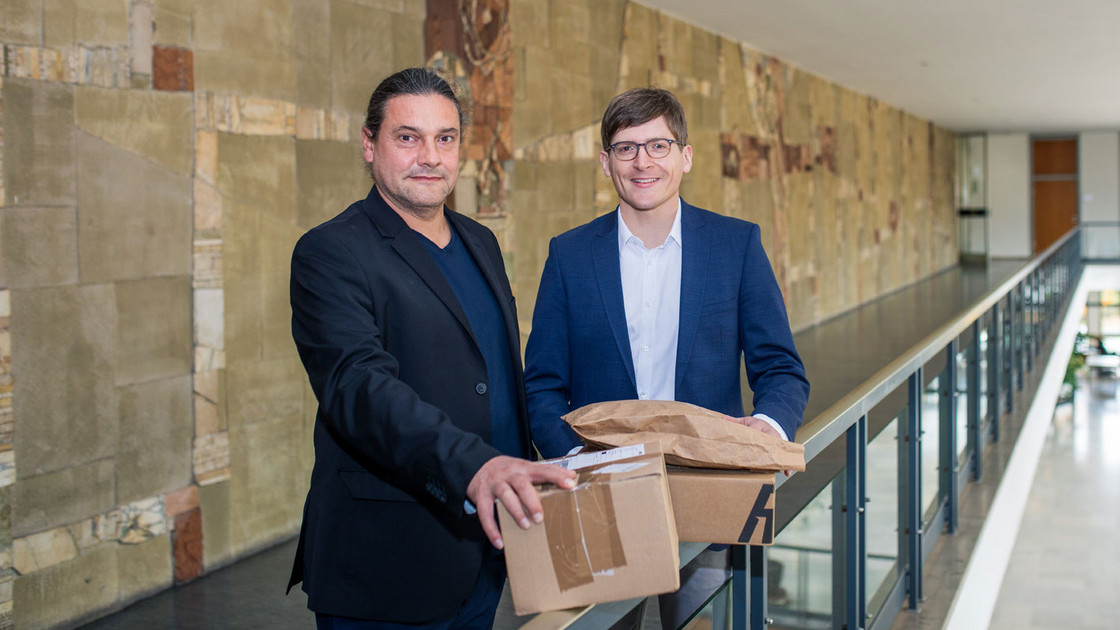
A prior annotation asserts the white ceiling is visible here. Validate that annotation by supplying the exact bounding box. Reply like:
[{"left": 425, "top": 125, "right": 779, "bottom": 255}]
[{"left": 638, "top": 0, "right": 1120, "bottom": 133}]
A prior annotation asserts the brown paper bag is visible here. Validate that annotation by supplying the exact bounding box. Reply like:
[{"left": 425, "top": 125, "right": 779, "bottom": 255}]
[{"left": 563, "top": 400, "right": 806, "bottom": 472}]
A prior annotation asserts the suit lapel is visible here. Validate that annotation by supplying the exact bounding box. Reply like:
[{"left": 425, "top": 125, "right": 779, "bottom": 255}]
[
  {"left": 592, "top": 214, "right": 637, "bottom": 388},
  {"left": 676, "top": 202, "right": 710, "bottom": 388},
  {"left": 451, "top": 212, "right": 519, "bottom": 350},
  {"left": 362, "top": 189, "right": 476, "bottom": 344}
]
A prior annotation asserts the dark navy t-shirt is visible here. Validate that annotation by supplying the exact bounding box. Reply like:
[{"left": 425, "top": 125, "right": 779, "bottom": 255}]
[{"left": 421, "top": 226, "right": 525, "bottom": 457}]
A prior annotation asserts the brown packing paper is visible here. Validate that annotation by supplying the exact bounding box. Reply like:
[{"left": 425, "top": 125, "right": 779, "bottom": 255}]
[{"left": 563, "top": 399, "right": 806, "bottom": 472}]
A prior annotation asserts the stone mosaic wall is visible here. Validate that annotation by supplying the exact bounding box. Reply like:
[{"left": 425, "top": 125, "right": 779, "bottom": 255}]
[
  {"left": 0, "top": 0, "right": 955, "bottom": 627},
  {"left": 505, "top": 1, "right": 957, "bottom": 335}
]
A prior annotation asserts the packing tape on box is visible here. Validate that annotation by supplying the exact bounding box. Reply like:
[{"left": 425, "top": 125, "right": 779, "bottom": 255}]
[{"left": 542, "top": 474, "right": 627, "bottom": 591}]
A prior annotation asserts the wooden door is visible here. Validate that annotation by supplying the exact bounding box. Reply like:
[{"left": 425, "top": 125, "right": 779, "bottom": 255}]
[{"left": 1032, "top": 138, "right": 1078, "bottom": 254}]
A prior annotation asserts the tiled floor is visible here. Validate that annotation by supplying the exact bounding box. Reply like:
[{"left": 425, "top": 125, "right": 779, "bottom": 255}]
[
  {"left": 79, "top": 260, "right": 1110, "bottom": 630},
  {"left": 988, "top": 380, "right": 1120, "bottom": 630}
]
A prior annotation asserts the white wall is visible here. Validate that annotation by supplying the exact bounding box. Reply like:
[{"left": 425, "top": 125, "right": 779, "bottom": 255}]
[
  {"left": 1079, "top": 132, "right": 1120, "bottom": 259},
  {"left": 987, "top": 133, "right": 1032, "bottom": 258},
  {"left": 1079, "top": 131, "right": 1120, "bottom": 222}
]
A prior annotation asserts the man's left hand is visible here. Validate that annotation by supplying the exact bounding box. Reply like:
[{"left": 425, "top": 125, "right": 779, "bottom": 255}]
[
  {"left": 724, "top": 414, "right": 782, "bottom": 438},
  {"left": 723, "top": 415, "right": 795, "bottom": 477}
]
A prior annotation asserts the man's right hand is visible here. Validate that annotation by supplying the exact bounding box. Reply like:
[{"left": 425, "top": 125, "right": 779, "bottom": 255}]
[{"left": 467, "top": 456, "right": 577, "bottom": 550}]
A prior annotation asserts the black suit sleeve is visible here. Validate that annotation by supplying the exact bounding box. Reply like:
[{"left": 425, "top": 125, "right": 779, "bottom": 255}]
[{"left": 290, "top": 229, "right": 499, "bottom": 516}]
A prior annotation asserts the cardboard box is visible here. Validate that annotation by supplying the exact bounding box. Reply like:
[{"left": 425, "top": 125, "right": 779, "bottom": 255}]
[
  {"left": 499, "top": 449, "right": 680, "bottom": 615},
  {"left": 666, "top": 466, "right": 777, "bottom": 545}
]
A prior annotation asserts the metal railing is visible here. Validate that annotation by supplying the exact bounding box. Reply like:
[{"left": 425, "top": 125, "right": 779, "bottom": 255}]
[
  {"left": 737, "top": 228, "right": 1082, "bottom": 630},
  {"left": 515, "top": 229, "right": 1083, "bottom": 630}
]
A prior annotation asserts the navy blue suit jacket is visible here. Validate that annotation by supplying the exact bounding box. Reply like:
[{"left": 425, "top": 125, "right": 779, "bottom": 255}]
[{"left": 524, "top": 201, "right": 809, "bottom": 459}]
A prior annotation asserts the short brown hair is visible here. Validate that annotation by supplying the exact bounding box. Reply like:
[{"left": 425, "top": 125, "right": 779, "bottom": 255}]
[{"left": 600, "top": 88, "right": 688, "bottom": 150}]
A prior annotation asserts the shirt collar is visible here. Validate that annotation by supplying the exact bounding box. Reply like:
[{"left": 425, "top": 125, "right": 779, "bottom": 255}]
[{"left": 616, "top": 198, "right": 683, "bottom": 251}]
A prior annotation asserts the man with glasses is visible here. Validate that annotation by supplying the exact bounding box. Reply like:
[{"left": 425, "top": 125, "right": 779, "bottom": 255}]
[{"left": 524, "top": 87, "right": 809, "bottom": 629}]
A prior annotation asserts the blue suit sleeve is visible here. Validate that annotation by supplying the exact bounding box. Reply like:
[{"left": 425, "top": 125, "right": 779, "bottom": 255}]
[
  {"left": 524, "top": 239, "right": 584, "bottom": 459},
  {"left": 738, "top": 225, "right": 810, "bottom": 439}
]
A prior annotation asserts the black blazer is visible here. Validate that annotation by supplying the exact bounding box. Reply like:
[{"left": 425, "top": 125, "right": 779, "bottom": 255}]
[{"left": 287, "top": 186, "right": 530, "bottom": 622}]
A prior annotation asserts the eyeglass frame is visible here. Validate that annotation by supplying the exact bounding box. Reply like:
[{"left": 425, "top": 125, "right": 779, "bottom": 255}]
[{"left": 606, "top": 138, "right": 682, "bottom": 161}]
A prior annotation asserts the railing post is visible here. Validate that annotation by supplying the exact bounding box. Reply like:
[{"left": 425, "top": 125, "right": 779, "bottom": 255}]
[
  {"left": 1018, "top": 282, "right": 1027, "bottom": 389},
  {"left": 750, "top": 546, "right": 768, "bottom": 630},
  {"left": 1024, "top": 274, "right": 1034, "bottom": 373},
  {"left": 1031, "top": 270, "right": 1040, "bottom": 360},
  {"left": 1004, "top": 293, "right": 1015, "bottom": 411},
  {"left": 968, "top": 321, "right": 982, "bottom": 481},
  {"left": 844, "top": 415, "right": 868, "bottom": 630},
  {"left": 732, "top": 545, "right": 747, "bottom": 630},
  {"left": 941, "top": 340, "right": 959, "bottom": 535},
  {"left": 988, "top": 303, "right": 1002, "bottom": 444},
  {"left": 901, "top": 369, "right": 923, "bottom": 609}
]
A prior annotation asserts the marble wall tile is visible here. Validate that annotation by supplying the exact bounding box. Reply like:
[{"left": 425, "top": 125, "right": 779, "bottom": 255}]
[
  {"left": 114, "top": 277, "right": 192, "bottom": 386},
  {"left": 76, "top": 133, "right": 192, "bottom": 283},
  {"left": 69, "top": 511, "right": 120, "bottom": 551},
  {"left": 164, "top": 485, "right": 199, "bottom": 519},
  {"left": 191, "top": 0, "right": 295, "bottom": 102},
  {"left": 227, "top": 417, "right": 309, "bottom": 556},
  {"left": 216, "top": 133, "right": 295, "bottom": 223},
  {"left": 0, "top": 452, "right": 13, "bottom": 489},
  {"left": 193, "top": 239, "right": 223, "bottom": 290},
  {"left": 294, "top": 139, "right": 369, "bottom": 230},
  {"left": 0, "top": 0, "right": 41, "bottom": 44},
  {"left": 391, "top": 11, "right": 425, "bottom": 72},
  {"left": 10, "top": 284, "right": 117, "bottom": 479},
  {"left": 2, "top": 80, "right": 75, "bottom": 208},
  {"left": 74, "top": 87, "right": 194, "bottom": 176},
  {"left": 192, "top": 431, "right": 230, "bottom": 485},
  {"left": 130, "top": 1, "right": 154, "bottom": 76},
  {"left": 195, "top": 346, "right": 226, "bottom": 373},
  {"left": 13, "top": 543, "right": 117, "bottom": 630},
  {"left": 292, "top": 0, "right": 330, "bottom": 110},
  {"left": 193, "top": 369, "right": 225, "bottom": 437},
  {"left": 0, "top": 208, "right": 79, "bottom": 289},
  {"left": 152, "top": 46, "right": 194, "bottom": 92},
  {"left": 117, "top": 533, "right": 173, "bottom": 601},
  {"left": 13, "top": 527, "right": 78, "bottom": 574},
  {"left": 118, "top": 496, "right": 168, "bottom": 544},
  {"left": 257, "top": 216, "right": 300, "bottom": 361},
  {"left": 330, "top": 1, "right": 394, "bottom": 113},
  {"left": 194, "top": 289, "right": 224, "bottom": 373},
  {"left": 198, "top": 480, "right": 231, "bottom": 569},
  {"left": 225, "top": 357, "right": 305, "bottom": 428},
  {"left": 152, "top": 5, "right": 193, "bottom": 47},
  {"left": 117, "top": 375, "right": 193, "bottom": 504},
  {"left": 12, "top": 459, "right": 115, "bottom": 537},
  {"left": 222, "top": 201, "right": 263, "bottom": 363},
  {"left": 172, "top": 508, "right": 202, "bottom": 582}
]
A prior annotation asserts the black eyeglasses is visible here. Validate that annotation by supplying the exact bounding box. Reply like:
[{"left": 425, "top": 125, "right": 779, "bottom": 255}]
[{"left": 607, "top": 138, "right": 680, "bottom": 161}]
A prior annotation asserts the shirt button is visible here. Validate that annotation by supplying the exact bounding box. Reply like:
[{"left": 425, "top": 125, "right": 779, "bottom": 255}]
[
  {"left": 642, "top": 345, "right": 650, "bottom": 352},
  {"left": 475, "top": 383, "right": 488, "bottom": 395}
]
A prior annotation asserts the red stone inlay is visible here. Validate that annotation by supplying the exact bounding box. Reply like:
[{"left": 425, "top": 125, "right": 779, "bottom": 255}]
[
  {"left": 153, "top": 46, "right": 194, "bottom": 92},
  {"left": 173, "top": 508, "right": 204, "bottom": 583}
]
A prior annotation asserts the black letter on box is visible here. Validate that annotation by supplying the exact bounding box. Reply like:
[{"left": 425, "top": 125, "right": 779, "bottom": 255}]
[{"left": 738, "top": 485, "right": 774, "bottom": 545}]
